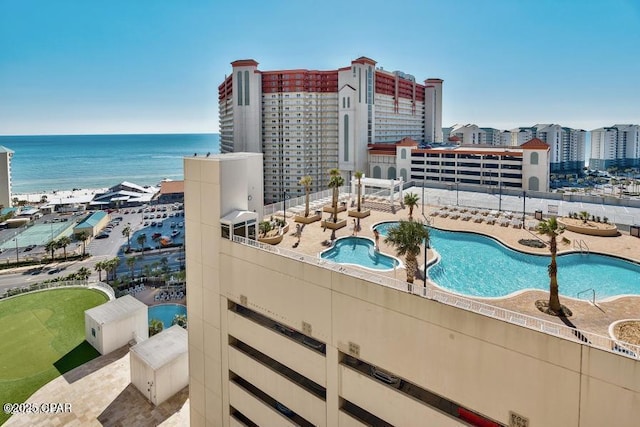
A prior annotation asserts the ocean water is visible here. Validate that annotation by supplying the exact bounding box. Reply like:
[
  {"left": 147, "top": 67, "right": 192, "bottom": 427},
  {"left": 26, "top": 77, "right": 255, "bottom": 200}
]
[{"left": 0, "top": 133, "right": 220, "bottom": 194}]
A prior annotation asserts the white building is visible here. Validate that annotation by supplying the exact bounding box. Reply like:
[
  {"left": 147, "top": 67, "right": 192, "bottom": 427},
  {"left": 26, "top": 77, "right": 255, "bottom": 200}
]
[
  {"left": 589, "top": 124, "right": 640, "bottom": 171},
  {"left": 505, "top": 124, "right": 586, "bottom": 173},
  {"left": 184, "top": 153, "right": 640, "bottom": 427},
  {"left": 0, "top": 146, "right": 14, "bottom": 208},
  {"left": 370, "top": 137, "right": 551, "bottom": 192},
  {"left": 130, "top": 325, "right": 189, "bottom": 406},
  {"left": 218, "top": 57, "right": 444, "bottom": 203},
  {"left": 84, "top": 295, "right": 148, "bottom": 355}
]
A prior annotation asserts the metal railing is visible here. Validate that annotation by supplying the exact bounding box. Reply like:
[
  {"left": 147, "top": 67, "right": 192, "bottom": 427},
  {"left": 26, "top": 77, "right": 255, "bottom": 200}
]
[
  {"left": 262, "top": 186, "right": 351, "bottom": 218},
  {"left": 573, "top": 239, "right": 590, "bottom": 254},
  {"left": 0, "top": 280, "right": 114, "bottom": 300},
  {"left": 231, "top": 236, "right": 640, "bottom": 360},
  {"left": 577, "top": 288, "right": 596, "bottom": 305}
]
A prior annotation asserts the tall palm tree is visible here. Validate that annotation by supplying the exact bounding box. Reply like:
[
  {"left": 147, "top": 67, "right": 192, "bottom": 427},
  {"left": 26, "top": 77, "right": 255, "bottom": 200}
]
[
  {"left": 384, "top": 220, "right": 429, "bottom": 285},
  {"left": 136, "top": 233, "right": 147, "bottom": 256},
  {"left": 328, "top": 168, "right": 344, "bottom": 223},
  {"left": 109, "top": 257, "right": 121, "bottom": 281},
  {"left": 404, "top": 192, "right": 420, "bottom": 220},
  {"left": 537, "top": 216, "right": 565, "bottom": 313},
  {"left": 77, "top": 231, "right": 89, "bottom": 258},
  {"left": 122, "top": 225, "right": 132, "bottom": 250},
  {"left": 299, "top": 176, "right": 313, "bottom": 217},
  {"left": 354, "top": 171, "right": 364, "bottom": 212},
  {"left": 76, "top": 266, "right": 91, "bottom": 281},
  {"left": 126, "top": 256, "right": 137, "bottom": 279},
  {"left": 46, "top": 239, "right": 59, "bottom": 260},
  {"left": 94, "top": 261, "right": 105, "bottom": 282},
  {"left": 57, "top": 236, "right": 72, "bottom": 260}
]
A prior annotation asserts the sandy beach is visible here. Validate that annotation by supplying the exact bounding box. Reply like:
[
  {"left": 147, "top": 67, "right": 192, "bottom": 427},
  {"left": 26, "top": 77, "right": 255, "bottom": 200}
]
[{"left": 13, "top": 187, "right": 109, "bottom": 204}]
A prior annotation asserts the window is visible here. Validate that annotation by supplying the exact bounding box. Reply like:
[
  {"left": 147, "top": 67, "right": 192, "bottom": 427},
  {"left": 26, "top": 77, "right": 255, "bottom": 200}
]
[
  {"left": 237, "top": 71, "right": 243, "bottom": 105},
  {"left": 343, "top": 114, "right": 349, "bottom": 161},
  {"left": 400, "top": 149, "right": 406, "bottom": 160},
  {"left": 528, "top": 176, "right": 540, "bottom": 191},
  {"left": 91, "top": 328, "right": 96, "bottom": 338},
  {"left": 244, "top": 71, "right": 250, "bottom": 105},
  {"left": 530, "top": 152, "right": 539, "bottom": 165},
  {"left": 387, "top": 166, "right": 396, "bottom": 179},
  {"left": 373, "top": 165, "right": 381, "bottom": 178}
]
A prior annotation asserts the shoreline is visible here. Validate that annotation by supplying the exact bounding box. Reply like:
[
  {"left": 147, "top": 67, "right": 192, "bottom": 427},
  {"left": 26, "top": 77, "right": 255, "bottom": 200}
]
[{"left": 13, "top": 188, "right": 109, "bottom": 204}]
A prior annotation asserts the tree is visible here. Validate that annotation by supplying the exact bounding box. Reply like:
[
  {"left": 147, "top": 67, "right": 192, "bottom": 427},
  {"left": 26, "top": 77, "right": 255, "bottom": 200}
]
[
  {"left": 46, "top": 239, "right": 59, "bottom": 260},
  {"left": 126, "top": 256, "right": 137, "bottom": 279},
  {"left": 259, "top": 221, "right": 272, "bottom": 238},
  {"left": 384, "top": 220, "right": 429, "bottom": 285},
  {"left": 122, "top": 225, "right": 132, "bottom": 250},
  {"left": 77, "top": 231, "right": 89, "bottom": 258},
  {"left": 57, "top": 236, "right": 72, "bottom": 260},
  {"left": 40, "top": 195, "right": 48, "bottom": 204},
  {"left": 354, "top": 171, "right": 364, "bottom": 212},
  {"left": 160, "top": 256, "right": 170, "bottom": 278},
  {"left": 76, "top": 266, "right": 91, "bottom": 281},
  {"left": 299, "top": 176, "right": 313, "bottom": 217},
  {"left": 578, "top": 211, "right": 590, "bottom": 224},
  {"left": 172, "top": 314, "right": 187, "bottom": 329},
  {"left": 94, "top": 261, "right": 105, "bottom": 282},
  {"left": 403, "top": 192, "right": 420, "bottom": 220},
  {"left": 328, "top": 168, "right": 344, "bottom": 223},
  {"left": 149, "top": 319, "right": 164, "bottom": 336},
  {"left": 108, "top": 257, "right": 121, "bottom": 281},
  {"left": 537, "top": 216, "right": 565, "bottom": 313},
  {"left": 136, "top": 233, "right": 147, "bottom": 256}
]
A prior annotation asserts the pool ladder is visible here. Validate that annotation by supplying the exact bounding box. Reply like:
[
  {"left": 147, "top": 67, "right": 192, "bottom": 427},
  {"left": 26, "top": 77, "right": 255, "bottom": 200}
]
[
  {"left": 577, "top": 288, "right": 596, "bottom": 305},
  {"left": 573, "top": 239, "right": 589, "bottom": 254}
]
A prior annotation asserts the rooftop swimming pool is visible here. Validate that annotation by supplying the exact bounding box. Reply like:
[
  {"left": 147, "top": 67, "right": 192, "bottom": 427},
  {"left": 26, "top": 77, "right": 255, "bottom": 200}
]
[
  {"left": 320, "top": 237, "right": 401, "bottom": 271},
  {"left": 148, "top": 304, "right": 187, "bottom": 329},
  {"left": 374, "top": 221, "right": 640, "bottom": 299}
]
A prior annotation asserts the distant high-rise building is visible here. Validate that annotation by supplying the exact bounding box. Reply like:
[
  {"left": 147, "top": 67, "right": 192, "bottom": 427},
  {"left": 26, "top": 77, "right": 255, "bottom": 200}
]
[
  {"left": 0, "top": 146, "right": 14, "bottom": 208},
  {"left": 505, "top": 124, "right": 586, "bottom": 173},
  {"left": 589, "top": 124, "right": 640, "bottom": 171},
  {"left": 218, "top": 57, "right": 443, "bottom": 203}
]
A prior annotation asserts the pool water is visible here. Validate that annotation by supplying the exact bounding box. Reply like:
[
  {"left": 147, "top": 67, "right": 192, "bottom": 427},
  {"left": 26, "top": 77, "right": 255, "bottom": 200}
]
[
  {"left": 374, "top": 222, "right": 640, "bottom": 299},
  {"left": 148, "top": 304, "right": 187, "bottom": 329},
  {"left": 320, "top": 237, "right": 401, "bottom": 271}
]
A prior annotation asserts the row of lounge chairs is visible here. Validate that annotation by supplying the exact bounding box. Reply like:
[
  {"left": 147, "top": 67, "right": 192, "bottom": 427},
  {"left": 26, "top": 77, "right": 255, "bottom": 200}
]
[
  {"left": 124, "top": 284, "right": 145, "bottom": 295},
  {"left": 431, "top": 207, "right": 527, "bottom": 229},
  {"left": 154, "top": 289, "right": 185, "bottom": 301}
]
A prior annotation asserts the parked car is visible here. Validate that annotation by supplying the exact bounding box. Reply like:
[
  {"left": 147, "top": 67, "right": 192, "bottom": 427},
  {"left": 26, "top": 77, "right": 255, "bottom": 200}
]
[{"left": 95, "top": 233, "right": 109, "bottom": 239}]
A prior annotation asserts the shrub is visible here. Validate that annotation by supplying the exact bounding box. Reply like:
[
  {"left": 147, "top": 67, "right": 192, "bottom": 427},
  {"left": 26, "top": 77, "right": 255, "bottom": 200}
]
[{"left": 603, "top": 217, "right": 609, "bottom": 224}]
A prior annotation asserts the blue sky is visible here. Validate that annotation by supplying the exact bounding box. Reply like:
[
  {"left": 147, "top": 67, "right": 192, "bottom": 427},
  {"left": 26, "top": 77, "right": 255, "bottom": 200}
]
[{"left": 1, "top": 0, "right": 638, "bottom": 135}]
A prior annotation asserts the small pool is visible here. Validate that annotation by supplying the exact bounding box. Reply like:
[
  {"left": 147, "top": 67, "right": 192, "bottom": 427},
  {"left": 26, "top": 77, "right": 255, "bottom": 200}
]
[
  {"left": 148, "top": 304, "right": 187, "bottom": 329},
  {"left": 374, "top": 221, "right": 640, "bottom": 299},
  {"left": 320, "top": 237, "right": 401, "bottom": 271}
]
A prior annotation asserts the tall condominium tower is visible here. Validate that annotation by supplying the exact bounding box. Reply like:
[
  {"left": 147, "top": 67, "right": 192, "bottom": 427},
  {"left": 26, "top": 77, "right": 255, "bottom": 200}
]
[
  {"left": 0, "top": 146, "right": 14, "bottom": 208},
  {"left": 506, "top": 124, "right": 586, "bottom": 173},
  {"left": 590, "top": 124, "right": 640, "bottom": 171},
  {"left": 218, "top": 57, "right": 443, "bottom": 203}
]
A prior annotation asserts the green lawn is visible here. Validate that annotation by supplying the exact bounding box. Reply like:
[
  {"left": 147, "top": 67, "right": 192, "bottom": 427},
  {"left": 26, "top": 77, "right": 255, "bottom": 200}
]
[{"left": 0, "top": 288, "right": 108, "bottom": 425}]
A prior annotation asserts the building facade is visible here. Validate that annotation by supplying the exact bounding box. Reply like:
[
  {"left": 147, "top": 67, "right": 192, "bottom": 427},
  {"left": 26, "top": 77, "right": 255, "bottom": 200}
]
[
  {"left": 0, "top": 146, "right": 14, "bottom": 208},
  {"left": 369, "top": 138, "right": 551, "bottom": 192},
  {"left": 185, "top": 153, "right": 640, "bottom": 427},
  {"left": 505, "top": 124, "right": 586, "bottom": 174},
  {"left": 218, "top": 58, "right": 443, "bottom": 204},
  {"left": 589, "top": 124, "right": 640, "bottom": 171}
]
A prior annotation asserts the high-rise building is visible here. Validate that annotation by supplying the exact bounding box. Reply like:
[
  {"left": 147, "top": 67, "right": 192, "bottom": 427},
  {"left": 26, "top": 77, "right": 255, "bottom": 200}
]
[
  {"left": 185, "top": 153, "right": 640, "bottom": 427},
  {"left": 218, "top": 57, "right": 443, "bottom": 204},
  {"left": 589, "top": 124, "right": 640, "bottom": 171},
  {"left": 506, "top": 124, "right": 586, "bottom": 173},
  {"left": 0, "top": 146, "right": 14, "bottom": 208}
]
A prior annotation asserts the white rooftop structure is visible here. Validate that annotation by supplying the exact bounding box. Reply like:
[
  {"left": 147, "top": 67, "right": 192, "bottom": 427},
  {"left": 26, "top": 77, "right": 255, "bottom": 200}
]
[
  {"left": 130, "top": 325, "right": 188, "bottom": 370},
  {"left": 85, "top": 294, "right": 147, "bottom": 325}
]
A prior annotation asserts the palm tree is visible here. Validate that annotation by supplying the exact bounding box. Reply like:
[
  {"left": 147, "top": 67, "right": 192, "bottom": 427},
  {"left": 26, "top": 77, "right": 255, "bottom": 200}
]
[
  {"left": 94, "top": 260, "right": 105, "bottom": 282},
  {"left": 537, "top": 216, "right": 565, "bottom": 313},
  {"left": 57, "top": 236, "right": 72, "bottom": 260},
  {"left": 384, "top": 220, "right": 429, "bottom": 285},
  {"left": 328, "top": 168, "right": 345, "bottom": 223},
  {"left": 149, "top": 319, "right": 164, "bottom": 336},
  {"left": 404, "top": 192, "right": 420, "bottom": 220},
  {"left": 354, "top": 171, "right": 364, "bottom": 212},
  {"left": 172, "top": 314, "right": 187, "bottom": 329},
  {"left": 136, "top": 233, "right": 147, "bottom": 256},
  {"left": 299, "top": 176, "right": 313, "bottom": 217},
  {"left": 76, "top": 266, "right": 91, "bottom": 281},
  {"left": 126, "top": 256, "right": 137, "bottom": 279},
  {"left": 77, "top": 231, "right": 89, "bottom": 258},
  {"left": 578, "top": 211, "right": 590, "bottom": 224},
  {"left": 160, "top": 256, "right": 170, "bottom": 278},
  {"left": 122, "top": 225, "right": 132, "bottom": 250},
  {"left": 108, "top": 257, "right": 121, "bottom": 281},
  {"left": 46, "top": 239, "right": 59, "bottom": 260}
]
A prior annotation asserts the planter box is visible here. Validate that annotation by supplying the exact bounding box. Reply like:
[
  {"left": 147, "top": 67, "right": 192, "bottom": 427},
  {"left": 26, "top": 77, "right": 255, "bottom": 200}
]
[
  {"left": 294, "top": 213, "right": 322, "bottom": 224},
  {"left": 323, "top": 205, "right": 346, "bottom": 213},
  {"left": 557, "top": 218, "right": 618, "bottom": 237},
  {"left": 348, "top": 209, "right": 371, "bottom": 218},
  {"left": 258, "top": 234, "right": 283, "bottom": 245},
  {"left": 321, "top": 219, "right": 347, "bottom": 230}
]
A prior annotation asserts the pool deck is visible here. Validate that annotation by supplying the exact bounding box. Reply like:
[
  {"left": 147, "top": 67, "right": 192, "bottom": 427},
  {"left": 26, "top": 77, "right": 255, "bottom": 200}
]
[{"left": 278, "top": 199, "right": 640, "bottom": 339}]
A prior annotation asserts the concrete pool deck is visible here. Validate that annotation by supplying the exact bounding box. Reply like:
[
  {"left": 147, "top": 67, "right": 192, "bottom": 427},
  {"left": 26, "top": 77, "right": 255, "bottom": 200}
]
[{"left": 276, "top": 197, "right": 640, "bottom": 339}]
